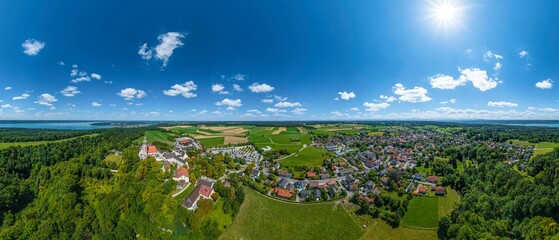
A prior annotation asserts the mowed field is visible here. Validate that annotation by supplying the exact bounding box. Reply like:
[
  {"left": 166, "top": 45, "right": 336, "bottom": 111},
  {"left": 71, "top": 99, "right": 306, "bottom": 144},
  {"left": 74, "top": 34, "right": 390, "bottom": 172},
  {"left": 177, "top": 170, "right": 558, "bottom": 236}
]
[
  {"left": 249, "top": 127, "right": 311, "bottom": 153},
  {"left": 134, "top": 130, "right": 174, "bottom": 145},
  {"left": 281, "top": 146, "right": 329, "bottom": 167},
  {"left": 508, "top": 139, "right": 559, "bottom": 157},
  {"left": 360, "top": 220, "right": 437, "bottom": 240},
  {"left": 0, "top": 133, "right": 99, "bottom": 149},
  {"left": 166, "top": 125, "right": 250, "bottom": 146},
  {"left": 402, "top": 188, "right": 461, "bottom": 228},
  {"left": 221, "top": 188, "right": 363, "bottom": 240}
]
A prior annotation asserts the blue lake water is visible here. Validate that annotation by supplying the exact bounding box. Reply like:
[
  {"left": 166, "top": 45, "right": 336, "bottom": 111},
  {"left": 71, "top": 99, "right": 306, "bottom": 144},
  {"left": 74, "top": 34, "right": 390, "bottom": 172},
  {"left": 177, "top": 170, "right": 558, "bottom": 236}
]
[
  {"left": 506, "top": 123, "right": 559, "bottom": 128},
  {"left": 0, "top": 122, "right": 113, "bottom": 130}
]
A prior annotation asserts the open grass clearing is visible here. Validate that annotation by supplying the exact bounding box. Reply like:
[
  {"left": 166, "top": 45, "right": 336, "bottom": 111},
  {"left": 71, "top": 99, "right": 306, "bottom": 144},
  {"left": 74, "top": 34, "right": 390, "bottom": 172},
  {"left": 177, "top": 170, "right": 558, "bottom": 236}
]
[
  {"left": 221, "top": 188, "right": 363, "bottom": 240},
  {"left": 198, "top": 137, "right": 225, "bottom": 147},
  {"left": 402, "top": 197, "right": 439, "bottom": 228},
  {"left": 281, "top": 146, "right": 329, "bottom": 167},
  {"left": 360, "top": 219, "right": 437, "bottom": 240}
]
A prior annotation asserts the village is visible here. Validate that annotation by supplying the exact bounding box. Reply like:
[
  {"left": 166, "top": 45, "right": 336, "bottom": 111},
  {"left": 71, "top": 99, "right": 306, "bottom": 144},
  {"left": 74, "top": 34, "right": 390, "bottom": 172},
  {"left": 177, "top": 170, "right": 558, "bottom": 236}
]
[{"left": 137, "top": 126, "right": 534, "bottom": 214}]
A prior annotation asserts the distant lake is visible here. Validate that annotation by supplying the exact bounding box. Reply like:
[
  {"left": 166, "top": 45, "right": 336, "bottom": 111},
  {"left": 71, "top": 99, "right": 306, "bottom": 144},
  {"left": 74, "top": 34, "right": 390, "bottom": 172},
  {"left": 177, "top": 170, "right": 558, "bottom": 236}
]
[
  {"left": 506, "top": 123, "right": 559, "bottom": 128},
  {"left": 0, "top": 121, "right": 113, "bottom": 130}
]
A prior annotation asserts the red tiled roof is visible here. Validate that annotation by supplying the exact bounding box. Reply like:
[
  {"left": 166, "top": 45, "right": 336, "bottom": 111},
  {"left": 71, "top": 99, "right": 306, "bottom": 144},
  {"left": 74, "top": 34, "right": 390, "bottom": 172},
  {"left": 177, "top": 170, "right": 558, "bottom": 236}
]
[
  {"left": 426, "top": 176, "right": 438, "bottom": 182},
  {"left": 147, "top": 145, "right": 158, "bottom": 154},
  {"left": 176, "top": 167, "right": 189, "bottom": 178},
  {"left": 419, "top": 185, "right": 427, "bottom": 193},
  {"left": 273, "top": 188, "right": 293, "bottom": 198},
  {"left": 199, "top": 185, "right": 212, "bottom": 198},
  {"left": 306, "top": 172, "right": 317, "bottom": 178}
]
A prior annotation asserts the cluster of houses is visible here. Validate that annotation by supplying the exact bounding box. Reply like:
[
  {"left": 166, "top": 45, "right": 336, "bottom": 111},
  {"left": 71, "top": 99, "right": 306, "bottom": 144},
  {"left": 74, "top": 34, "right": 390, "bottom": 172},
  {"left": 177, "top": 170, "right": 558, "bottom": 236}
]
[{"left": 139, "top": 135, "right": 220, "bottom": 211}]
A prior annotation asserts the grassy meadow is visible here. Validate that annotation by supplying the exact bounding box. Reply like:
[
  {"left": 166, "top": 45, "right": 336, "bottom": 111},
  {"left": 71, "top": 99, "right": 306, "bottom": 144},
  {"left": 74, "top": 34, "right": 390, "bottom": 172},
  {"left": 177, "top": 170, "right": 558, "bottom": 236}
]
[{"left": 221, "top": 188, "right": 363, "bottom": 240}]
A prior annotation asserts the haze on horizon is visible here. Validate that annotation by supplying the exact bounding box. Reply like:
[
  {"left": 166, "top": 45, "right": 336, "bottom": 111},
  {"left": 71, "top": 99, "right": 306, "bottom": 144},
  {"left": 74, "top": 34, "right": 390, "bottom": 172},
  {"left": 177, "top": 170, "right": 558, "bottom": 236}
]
[{"left": 0, "top": 0, "right": 557, "bottom": 121}]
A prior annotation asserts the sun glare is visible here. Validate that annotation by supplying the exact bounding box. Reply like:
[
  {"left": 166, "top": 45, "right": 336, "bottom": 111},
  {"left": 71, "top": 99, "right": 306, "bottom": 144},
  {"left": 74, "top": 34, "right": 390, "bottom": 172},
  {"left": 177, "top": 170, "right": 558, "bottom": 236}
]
[{"left": 426, "top": 0, "right": 466, "bottom": 36}]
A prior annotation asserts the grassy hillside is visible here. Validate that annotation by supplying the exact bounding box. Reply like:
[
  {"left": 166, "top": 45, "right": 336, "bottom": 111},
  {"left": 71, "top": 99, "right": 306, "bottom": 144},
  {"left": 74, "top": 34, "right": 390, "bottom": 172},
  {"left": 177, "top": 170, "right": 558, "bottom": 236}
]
[{"left": 221, "top": 188, "right": 363, "bottom": 240}]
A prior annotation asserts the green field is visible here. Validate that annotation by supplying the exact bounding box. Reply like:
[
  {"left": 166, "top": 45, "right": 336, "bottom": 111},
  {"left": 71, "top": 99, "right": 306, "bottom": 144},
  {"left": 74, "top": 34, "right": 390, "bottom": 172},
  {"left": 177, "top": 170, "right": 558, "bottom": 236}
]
[
  {"left": 206, "top": 199, "right": 234, "bottom": 232},
  {"left": 134, "top": 130, "right": 175, "bottom": 145},
  {"left": 438, "top": 188, "right": 460, "bottom": 218},
  {"left": 249, "top": 127, "right": 311, "bottom": 154},
  {"left": 360, "top": 220, "right": 437, "bottom": 240},
  {"left": 198, "top": 137, "right": 225, "bottom": 147},
  {"left": 508, "top": 139, "right": 559, "bottom": 157},
  {"left": 170, "top": 127, "right": 199, "bottom": 134},
  {"left": 198, "top": 128, "right": 223, "bottom": 134},
  {"left": 221, "top": 188, "right": 363, "bottom": 240},
  {"left": 281, "top": 147, "right": 329, "bottom": 167},
  {"left": 368, "top": 131, "right": 384, "bottom": 137},
  {"left": 402, "top": 188, "right": 461, "bottom": 228},
  {"left": 0, "top": 133, "right": 99, "bottom": 149},
  {"left": 402, "top": 197, "right": 439, "bottom": 228}
]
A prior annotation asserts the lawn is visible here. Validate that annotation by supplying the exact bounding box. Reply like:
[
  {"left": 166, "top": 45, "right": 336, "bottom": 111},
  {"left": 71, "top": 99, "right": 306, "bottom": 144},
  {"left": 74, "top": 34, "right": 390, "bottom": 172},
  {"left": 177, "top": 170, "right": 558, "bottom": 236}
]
[
  {"left": 401, "top": 197, "right": 439, "bottom": 228},
  {"left": 507, "top": 139, "right": 559, "bottom": 157},
  {"left": 281, "top": 147, "right": 329, "bottom": 167},
  {"left": 368, "top": 131, "right": 384, "bottom": 137},
  {"left": 134, "top": 130, "right": 175, "bottom": 145},
  {"left": 360, "top": 220, "right": 437, "bottom": 240},
  {"left": 0, "top": 133, "right": 99, "bottom": 149},
  {"left": 173, "top": 183, "right": 195, "bottom": 200},
  {"left": 438, "top": 188, "right": 460, "bottom": 218},
  {"left": 171, "top": 127, "right": 199, "bottom": 134},
  {"left": 221, "top": 188, "right": 363, "bottom": 240},
  {"left": 198, "top": 137, "right": 225, "bottom": 147},
  {"left": 249, "top": 126, "right": 311, "bottom": 154},
  {"left": 205, "top": 199, "right": 234, "bottom": 232},
  {"left": 103, "top": 153, "right": 123, "bottom": 165}
]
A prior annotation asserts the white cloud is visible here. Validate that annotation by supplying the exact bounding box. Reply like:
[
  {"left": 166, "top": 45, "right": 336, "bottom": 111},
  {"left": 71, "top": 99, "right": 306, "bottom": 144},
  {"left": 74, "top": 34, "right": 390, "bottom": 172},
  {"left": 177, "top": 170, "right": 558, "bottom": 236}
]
[
  {"left": 163, "top": 81, "right": 197, "bottom": 98},
  {"left": 70, "top": 69, "right": 79, "bottom": 77},
  {"left": 247, "top": 109, "right": 261, "bottom": 113},
  {"left": 211, "top": 83, "right": 229, "bottom": 94},
  {"left": 459, "top": 68, "right": 498, "bottom": 92},
  {"left": 274, "top": 95, "right": 288, "bottom": 101},
  {"left": 392, "top": 84, "right": 431, "bottom": 103},
  {"left": 379, "top": 95, "right": 397, "bottom": 102},
  {"left": 535, "top": 79, "right": 553, "bottom": 89},
  {"left": 117, "top": 88, "right": 147, "bottom": 100},
  {"left": 91, "top": 102, "right": 102, "bottom": 107},
  {"left": 350, "top": 107, "right": 359, "bottom": 111},
  {"left": 363, "top": 102, "right": 390, "bottom": 111},
  {"left": 215, "top": 98, "right": 242, "bottom": 107},
  {"left": 487, "top": 101, "right": 518, "bottom": 107},
  {"left": 155, "top": 32, "right": 185, "bottom": 67},
  {"left": 249, "top": 83, "right": 274, "bottom": 93},
  {"left": 274, "top": 101, "right": 302, "bottom": 108},
  {"left": 4, "top": 86, "right": 11, "bottom": 90},
  {"left": 138, "top": 43, "right": 152, "bottom": 60},
  {"left": 148, "top": 111, "right": 160, "bottom": 116},
  {"left": 233, "top": 84, "right": 243, "bottom": 92},
  {"left": 266, "top": 108, "right": 286, "bottom": 113},
  {"left": 465, "top": 49, "right": 473, "bottom": 54},
  {"left": 337, "top": 91, "right": 356, "bottom": 100},
  {"left": 483, "top": 51, "right": 503, "bottom": 61},
  {"left": 262, "top": 99, "right": 274, "bottom": 104},
  {"left": 90, "top": 73, "right": 102, "bottom": 80},
  {"left": 493, "top": 62, "right": 502, "bottom": 71},
  {"left": 139, "top": 32, "right": 185, "bottom": 67},
  {"left": 12, "top": 93, "right": 30, "bottom": 100},
  {"left": 429, "top": 74, "right": 466, "bottom": 90},
  {"left": 58, "top": 61, "right": 65, "bottom": 66},
  {"left": 292, "top": 108, "right": 307, "bottom": 114},
  {"left": 72, "top": 64, "right": 78, "bottom": 68},
  {"left": 71, "top": 76, "right": 91, "bottom": 83},
  {"left": 197, "top": 110, "right": 208, "bottom": 115},
  {"left": 519, "top": 50, "right": 529, "bottom": 58},
  {"left": 1, "top": 104, "right": 12, "bottom": 109},
  {"left": 22, "top": 39, "right": 45, "bottom": 56},
  {"left": 34, "top": 93, "right": 57, "bottom": 106},
  {"left": 440, "top": 99, "right": 456, "bottom": 105},
  {"left": 60, "top": 86, "right": 81, "bottom": 97},
  {"left": 231, "top": 74, "right": 246, "bottom": 81}
]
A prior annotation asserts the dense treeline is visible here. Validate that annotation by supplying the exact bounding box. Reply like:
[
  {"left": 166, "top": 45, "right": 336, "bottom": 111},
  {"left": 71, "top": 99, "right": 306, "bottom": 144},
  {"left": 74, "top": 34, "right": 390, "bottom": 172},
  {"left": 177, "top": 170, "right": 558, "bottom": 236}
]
[
  {"left": 0, "top": 128, "right": 97, "bottom": 142},
  {"left": 439, "top": 150, "right": 559, "bottom": 239},
  {"left": 0, "top": 127, "right": 245, "bottom": 239}
]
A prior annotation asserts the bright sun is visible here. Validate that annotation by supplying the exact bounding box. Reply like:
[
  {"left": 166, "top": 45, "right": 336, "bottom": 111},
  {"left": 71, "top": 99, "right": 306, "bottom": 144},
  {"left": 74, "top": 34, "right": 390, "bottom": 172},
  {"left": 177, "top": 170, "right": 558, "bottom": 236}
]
[{"left": 426, "top": 0, "right": 466, "bottom": 36}]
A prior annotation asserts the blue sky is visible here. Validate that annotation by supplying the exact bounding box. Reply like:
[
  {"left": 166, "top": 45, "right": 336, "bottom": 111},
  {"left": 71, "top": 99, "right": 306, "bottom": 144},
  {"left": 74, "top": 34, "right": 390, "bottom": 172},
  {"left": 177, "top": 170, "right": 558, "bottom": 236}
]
[{"left": 0, "top": 0, "right": 557, "bottom": 120}]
